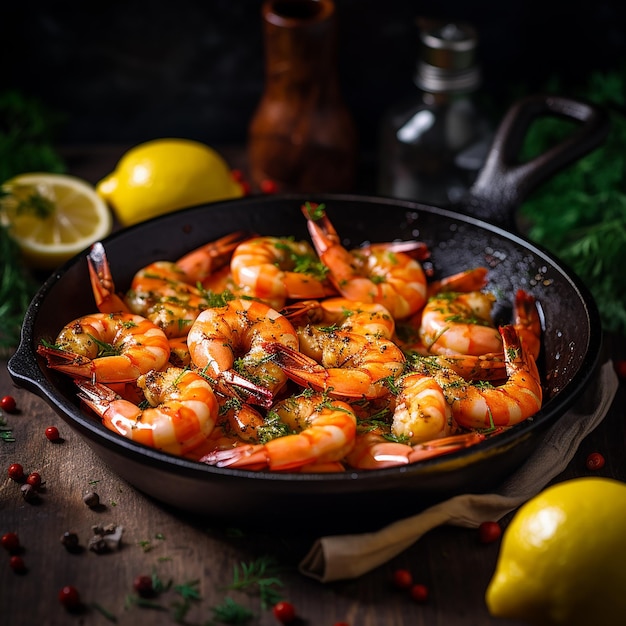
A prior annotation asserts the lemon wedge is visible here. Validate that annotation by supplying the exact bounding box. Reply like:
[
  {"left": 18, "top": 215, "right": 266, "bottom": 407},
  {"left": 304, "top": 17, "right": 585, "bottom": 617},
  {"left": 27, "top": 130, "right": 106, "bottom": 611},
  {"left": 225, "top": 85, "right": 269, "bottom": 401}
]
[
  {"left": 1, "top": 172, "right": 113, "bottom": 270},
  {"left": 486, "top": 477, "right": 626, "bottom": 626}
]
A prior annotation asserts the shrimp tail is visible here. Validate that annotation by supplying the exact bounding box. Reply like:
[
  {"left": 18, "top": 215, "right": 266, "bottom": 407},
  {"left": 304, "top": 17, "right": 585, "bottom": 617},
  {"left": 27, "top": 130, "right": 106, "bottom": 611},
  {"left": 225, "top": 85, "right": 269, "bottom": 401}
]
[
  {"left": 37, "top": 344, "right": 95, "bottom": 379},
  {"left": 176, "top": 230, "right": 252, "bottom": 283},
  {"left": 200, "top": 444, "right": 269, "bottom": 470},
  {"left": 75, "top": 378, "right": 121, "bottom": 411},
  {"left": 406, "top": 431, "right": 486, "bottom": 463},
  {"left": 217, "top": 370, "right": 275, "bottom": 408},
  {"left": 263, "top": 340, "right": 327, "bottom": 389},
  {"left": 514, "top": 289, "right": 542, "bottom": 361},
  {"left": 87, "top": 242, "right": 131, "bottom": 314}
]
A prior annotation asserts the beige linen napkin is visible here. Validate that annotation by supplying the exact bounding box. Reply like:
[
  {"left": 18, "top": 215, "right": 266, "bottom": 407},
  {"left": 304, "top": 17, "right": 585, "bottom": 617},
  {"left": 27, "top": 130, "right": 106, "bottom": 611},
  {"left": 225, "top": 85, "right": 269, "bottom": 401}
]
[{"left": 299, "top": 359, "right": 619, "bottom": 582}]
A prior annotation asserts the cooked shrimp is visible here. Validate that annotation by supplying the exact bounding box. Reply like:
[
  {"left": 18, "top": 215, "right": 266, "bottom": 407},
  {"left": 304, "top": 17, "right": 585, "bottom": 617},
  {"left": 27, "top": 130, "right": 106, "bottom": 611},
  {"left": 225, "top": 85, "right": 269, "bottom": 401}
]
[
  {"left": 175, "top": 230, "right": 250, "bottom": 285},
  {"left": 410, "top": 353, "right": 507, "bottom": 382},
  {"left": 186, "top": 298, "right": 299, "bottom": 403},
  {"left": 282, "top": 298, "right": 396, "bottom": 365},
  {"left": 200, "top": 393, "right": 357, "bottom": 471},
  {"left": 418, "top": 290, "right": 502, "bottom": 356},
  {"left": 283, "top": 297, "right": 395, "bottom": 340},
  {"left": 75, "top": 367, "right": 220, "bottom": 456},
  {"left": 37, "top": 312, "right": 170, "bottom": 383},
  {"left": 87, "top": 242, "right": 132, "bottom": 314},
  {"left": 124, "top": 261, "right": 214, "bottom": 338},
  {"left": 392, "top": 372, "right": 456, "bottom": 444},
  {"left": 426, "top": 267, "right": 489, "bottom": 298},
  {"left": 230, "top": 236, "right": 335, "bottom": 309},
  {"left": 513, "top": 289, "right": 542, "bottom": 361},
  {"left": 264, "top": 331, "right": 406, "bottom": 400},
  {"left": 424, "top": 325, "right": 543, "bottom": 429},
  {"left": 344, "top": 430, "right": 486, "bottom": 469},
  {"left": 302, "top": 203, "right": 428, "bottom": 320}
]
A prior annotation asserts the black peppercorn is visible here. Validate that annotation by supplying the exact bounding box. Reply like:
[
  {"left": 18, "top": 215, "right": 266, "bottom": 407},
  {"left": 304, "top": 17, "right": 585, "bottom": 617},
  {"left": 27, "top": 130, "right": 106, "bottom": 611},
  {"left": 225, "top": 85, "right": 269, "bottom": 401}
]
[
  {"left": 83, "top": 491, "right": 100, "bottom": 508},
  {"left": 60, "top": 532, "right": 81, "bottom": 553}
]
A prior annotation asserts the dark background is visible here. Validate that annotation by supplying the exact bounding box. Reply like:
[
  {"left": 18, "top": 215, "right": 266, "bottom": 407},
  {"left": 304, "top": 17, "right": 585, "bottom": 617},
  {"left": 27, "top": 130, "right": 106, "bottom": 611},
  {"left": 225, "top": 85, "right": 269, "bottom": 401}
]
[{"left": 3, "top": 0, "right": 625, "bottom": 152}]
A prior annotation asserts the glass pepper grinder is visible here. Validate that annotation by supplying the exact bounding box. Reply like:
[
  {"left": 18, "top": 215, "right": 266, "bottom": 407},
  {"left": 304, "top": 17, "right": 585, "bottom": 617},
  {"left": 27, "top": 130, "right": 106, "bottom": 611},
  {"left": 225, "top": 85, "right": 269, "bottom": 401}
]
[{"left": 377, "top": 20, "right": 493, "bottom": 206}]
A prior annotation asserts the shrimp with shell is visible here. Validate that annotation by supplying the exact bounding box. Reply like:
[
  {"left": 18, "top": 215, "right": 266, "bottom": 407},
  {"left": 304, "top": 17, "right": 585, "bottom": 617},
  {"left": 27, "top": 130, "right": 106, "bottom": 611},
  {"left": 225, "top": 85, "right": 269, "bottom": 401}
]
[
  {"left": 201, "top": 392, "right": 357, "bottom": 471},
  {"left": 37, "top": 311, "right": 171, "bottom": 383},
  {"left": 264, "top": 330, "right": 406, "bottom": 400},
  {"left": 417, "top": 324, "right": 543, "bottom": 430},
  {"left": 344, "top": 430, "right": 486, "bottom": 469},
  {"left": 229, "top": 235, "right": 336, "bottom": 310},
  {"left": 391, "top": 371, "right": 457, "bottom": 445},
  {"left": 75, "top": 366, "right": 220, "bottom": 456},
  {"left": 88, "top": 232, "right": 249, "bottom": 337},
  {"left": 302, "top": 203, "right": 429, "bottom": 320},
  {"left": 186, "top": 298, "right": 299, "bottom": 405}
]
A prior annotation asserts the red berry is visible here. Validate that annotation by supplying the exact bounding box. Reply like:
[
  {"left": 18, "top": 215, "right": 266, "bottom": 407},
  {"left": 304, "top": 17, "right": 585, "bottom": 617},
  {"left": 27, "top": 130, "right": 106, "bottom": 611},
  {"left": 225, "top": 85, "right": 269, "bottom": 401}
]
[
  {"left": 230, "top": 169, "right": 245, "bottom": 182},
  {"left": 260, "top": 178, "right": 278, "bottom": 194},
  {"left": 133, "top": 574, "right": 154, "bottom": 597},
  {"left": 58, "top": 585, "right": 81, "bottom": 610},
  {"left": 586, "top": 452, "right": 606, "bottom": 470},
  {"left": 1, "top": 532, "right": 20, "bottom": 553},
  {"left": 7, "top": 463, "right": 24, "bottom": 481},
  {"left": 410, "top": 583, "right": 429, "bottom": 603},
  {"left": 26, "top": 472, "right": 42, "bottom": 489},
  {"left": 9, "top": 555, "right": 27, "bottom": 574},
  {"left": 478, "top": 520, "right": 502, "bottom": 544},
  {"left": 0, "top": 395, "right": 17, "bottom": 413},
  {"left": 45, "top": 426, "right": 60, "bottom": 442},
  {"left": 239, "top": 180, "right": 251, "bottom": 196},
  {"left": 272, "top": 600, "right": 296, "bottom": 623},
  {"left": 614, "top": 359, "right": 626, "bottom": 380},
  {"left": 392, "top": 568, "right": 413, "bottom": 589}
]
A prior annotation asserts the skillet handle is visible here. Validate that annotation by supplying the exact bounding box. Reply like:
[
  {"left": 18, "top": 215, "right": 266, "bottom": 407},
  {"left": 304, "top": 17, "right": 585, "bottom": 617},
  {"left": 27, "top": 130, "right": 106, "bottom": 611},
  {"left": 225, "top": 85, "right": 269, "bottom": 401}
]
[{"left": 459, "top": 93, "right": 610, "bottom": 231}]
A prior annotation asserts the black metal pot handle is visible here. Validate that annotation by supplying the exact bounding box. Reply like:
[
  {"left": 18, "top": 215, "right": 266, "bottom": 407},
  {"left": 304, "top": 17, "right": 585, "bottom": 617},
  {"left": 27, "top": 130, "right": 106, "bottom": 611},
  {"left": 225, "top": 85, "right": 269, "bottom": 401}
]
[{"left": 458, "top": 93, "right": 610, "bottom": 231}]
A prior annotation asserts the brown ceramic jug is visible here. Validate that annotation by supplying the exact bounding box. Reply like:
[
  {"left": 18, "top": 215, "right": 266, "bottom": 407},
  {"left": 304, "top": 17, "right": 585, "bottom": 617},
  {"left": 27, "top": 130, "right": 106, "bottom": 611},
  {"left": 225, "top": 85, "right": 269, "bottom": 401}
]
[{"left": 247, "top": 0, "right": 358, "bottom": 193}]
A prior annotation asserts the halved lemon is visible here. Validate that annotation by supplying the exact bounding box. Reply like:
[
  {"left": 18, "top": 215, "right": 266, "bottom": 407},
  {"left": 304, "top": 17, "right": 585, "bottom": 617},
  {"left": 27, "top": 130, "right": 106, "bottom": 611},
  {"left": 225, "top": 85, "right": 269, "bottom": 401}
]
[{"left": 1, "top": 172, "right": 113, "bottom": 270}]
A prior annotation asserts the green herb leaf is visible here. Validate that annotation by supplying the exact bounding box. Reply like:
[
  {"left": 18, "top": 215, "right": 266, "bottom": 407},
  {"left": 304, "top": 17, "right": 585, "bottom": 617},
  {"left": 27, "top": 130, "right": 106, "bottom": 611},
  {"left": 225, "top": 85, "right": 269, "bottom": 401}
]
[
  {"left": 519, "top": 67, "right": 626, "bottom": 336},
  {"left": 210, "top": 596, "right": 254, "bottom": 624}
]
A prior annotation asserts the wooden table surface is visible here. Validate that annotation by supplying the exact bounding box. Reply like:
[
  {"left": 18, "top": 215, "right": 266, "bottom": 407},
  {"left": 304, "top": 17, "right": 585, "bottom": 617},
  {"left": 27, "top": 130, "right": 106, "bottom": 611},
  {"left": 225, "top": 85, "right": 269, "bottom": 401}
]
[{"left": 1, "top": 146, "right": 625, "bottom": 626}]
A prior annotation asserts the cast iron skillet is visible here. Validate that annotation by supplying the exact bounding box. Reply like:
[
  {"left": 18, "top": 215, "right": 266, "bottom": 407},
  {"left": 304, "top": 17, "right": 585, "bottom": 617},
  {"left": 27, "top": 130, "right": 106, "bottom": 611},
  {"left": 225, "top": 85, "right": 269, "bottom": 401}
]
[{"left": 8, "top": 94, "right": 609, "bottom": 531}]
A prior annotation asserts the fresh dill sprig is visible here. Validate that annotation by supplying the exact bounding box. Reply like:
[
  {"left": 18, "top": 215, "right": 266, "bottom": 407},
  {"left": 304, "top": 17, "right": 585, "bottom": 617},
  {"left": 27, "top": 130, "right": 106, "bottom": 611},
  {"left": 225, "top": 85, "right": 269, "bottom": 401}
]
[
  {"left": 209, "top": 596, "right": 254, "bottom": 624},
  {"left": 227, "top": 556, "right": 285, "bottom": 610}
]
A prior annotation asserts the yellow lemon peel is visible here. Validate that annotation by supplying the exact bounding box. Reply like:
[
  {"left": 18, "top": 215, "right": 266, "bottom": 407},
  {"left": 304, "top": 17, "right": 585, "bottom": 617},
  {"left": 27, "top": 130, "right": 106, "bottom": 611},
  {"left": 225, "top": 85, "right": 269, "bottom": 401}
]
[
  {"left": 96, "top": 138, "right": 244, "bottom": 227},
  {"left": 1, "top": 172, "right": 112, "bottom": 270},
  {"left": 486, "top": 477, "right": 626, "bottom": 626}
]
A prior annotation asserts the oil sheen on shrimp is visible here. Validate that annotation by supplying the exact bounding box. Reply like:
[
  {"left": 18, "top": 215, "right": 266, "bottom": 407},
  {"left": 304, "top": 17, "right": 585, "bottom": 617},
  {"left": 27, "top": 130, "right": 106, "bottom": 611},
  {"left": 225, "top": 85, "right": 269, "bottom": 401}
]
[
  {"left": 419, "top": 290, "right": 503, "bottom": 356},
  {"left": 302, "top": 203, "right": 428, "bottom": 320},
  {"left": 37, "top": 312, "right": 171, "bottom": 383},
  {"left": 264, "top": 331, "right": 406, "bottom": 400},
  {"left": 200, "top": 393, "right": 357, "bottom": 471},
  {"left": 423, "top": 324, "right": 543, "bottom": 429},
  {"left": 187, "top": 298, "right": 299, "bottom": 400},
  {"left": 230, "top": 235, "right": 335, "bottom": 310},
  {"left": 344, "top": 430, "right": 486, "bottom": 469},
  {"left": 392, "top": 372, "right": 456, "bottom": 445},
  {"left": 282, "top": 298, "right": 396, "bottom": 365},
  {"left": 75, "top": 367, "right": 220, "bottom": 456}
]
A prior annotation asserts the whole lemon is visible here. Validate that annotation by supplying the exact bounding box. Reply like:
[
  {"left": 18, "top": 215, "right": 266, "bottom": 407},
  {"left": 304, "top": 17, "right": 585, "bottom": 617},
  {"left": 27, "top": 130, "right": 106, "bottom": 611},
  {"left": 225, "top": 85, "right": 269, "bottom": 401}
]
[
  {"left": 96, "top": 138, "right": 244, "bottom": 226},
  {"left": 485, "top": 477, "right": 626, "bottom": 626}
]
